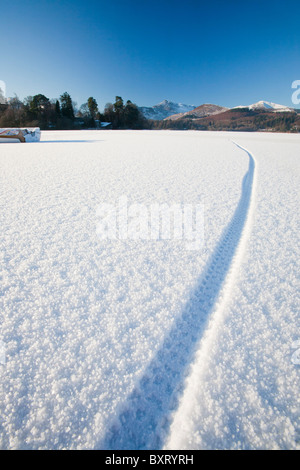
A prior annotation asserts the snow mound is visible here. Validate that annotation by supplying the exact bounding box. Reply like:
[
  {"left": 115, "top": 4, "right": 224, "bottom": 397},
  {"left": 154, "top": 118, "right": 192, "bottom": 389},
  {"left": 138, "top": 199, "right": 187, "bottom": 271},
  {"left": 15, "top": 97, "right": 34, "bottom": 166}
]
[{"left": 0, "top": 128, "right": 41, "bottom": 143}]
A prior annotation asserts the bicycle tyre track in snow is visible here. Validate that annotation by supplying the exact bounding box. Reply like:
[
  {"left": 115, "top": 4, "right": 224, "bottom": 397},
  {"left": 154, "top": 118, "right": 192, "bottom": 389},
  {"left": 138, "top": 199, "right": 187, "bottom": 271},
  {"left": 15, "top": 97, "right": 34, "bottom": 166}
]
[{"left": 101, "top": 142, "right": 256, "bottom": 450}]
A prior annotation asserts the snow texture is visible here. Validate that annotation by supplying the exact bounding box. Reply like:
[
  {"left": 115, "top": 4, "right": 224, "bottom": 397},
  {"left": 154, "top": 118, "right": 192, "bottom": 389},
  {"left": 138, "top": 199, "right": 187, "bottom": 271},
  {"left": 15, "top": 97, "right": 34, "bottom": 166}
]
[{"left": 0, "top": 130, "right": 299, "bottom": 450}]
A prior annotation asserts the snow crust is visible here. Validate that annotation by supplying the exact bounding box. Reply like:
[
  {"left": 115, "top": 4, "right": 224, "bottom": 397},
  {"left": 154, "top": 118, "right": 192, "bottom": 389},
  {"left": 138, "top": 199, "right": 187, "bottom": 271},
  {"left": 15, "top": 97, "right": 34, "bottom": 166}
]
[
  {"left": 0, "top": 130, "right": 299, "bottom": 449},
  {"left": 165, "top": 133, "right": 300, "bottom": 450}
]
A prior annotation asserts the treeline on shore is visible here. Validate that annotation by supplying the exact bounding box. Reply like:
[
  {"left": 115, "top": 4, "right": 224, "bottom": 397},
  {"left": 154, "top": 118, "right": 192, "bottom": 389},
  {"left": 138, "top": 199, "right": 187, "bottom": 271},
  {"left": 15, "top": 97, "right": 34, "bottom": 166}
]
[
  {"left": 149, "top": 108, "right": 300, "bottom": 133},
  {"left": 0, "top": 92, "right": 147, "bottom": 130}
]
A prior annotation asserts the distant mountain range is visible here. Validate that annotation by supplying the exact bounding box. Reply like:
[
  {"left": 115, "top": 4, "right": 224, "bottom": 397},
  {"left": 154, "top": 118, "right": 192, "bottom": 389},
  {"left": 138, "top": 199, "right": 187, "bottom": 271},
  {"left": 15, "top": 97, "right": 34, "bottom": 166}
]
[
  {"left": 138, "top": 100, "right": 296, "bottom": 121},
  {"left": 139, "top": 100, "right": 300, "bottom": 132},
  {"left": 138, "top": 100, "right": 196, "bottom": 120}
]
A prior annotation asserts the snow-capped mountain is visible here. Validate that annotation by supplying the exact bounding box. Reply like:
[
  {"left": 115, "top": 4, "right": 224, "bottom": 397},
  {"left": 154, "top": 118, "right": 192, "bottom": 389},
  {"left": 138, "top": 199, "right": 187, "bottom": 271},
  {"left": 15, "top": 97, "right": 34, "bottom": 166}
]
[
  {"left": 139, "top": 99, "right": 296, "bottom": 122},
  {"left": 139, "top": 100, "right": 196, "bottom": 120},
  {"left": 233, "top": 101, "right": 294, "bottom": 113},
  {"left": 165, "top": 103, "right": 229, "bottom": 121}
]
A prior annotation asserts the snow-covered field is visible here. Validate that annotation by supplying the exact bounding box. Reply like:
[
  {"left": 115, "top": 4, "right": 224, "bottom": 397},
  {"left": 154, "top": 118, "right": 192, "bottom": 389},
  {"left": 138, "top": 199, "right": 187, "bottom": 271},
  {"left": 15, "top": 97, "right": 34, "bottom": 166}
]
[{"left": 0, "top": 130, "right": 299, "bottom": 450}]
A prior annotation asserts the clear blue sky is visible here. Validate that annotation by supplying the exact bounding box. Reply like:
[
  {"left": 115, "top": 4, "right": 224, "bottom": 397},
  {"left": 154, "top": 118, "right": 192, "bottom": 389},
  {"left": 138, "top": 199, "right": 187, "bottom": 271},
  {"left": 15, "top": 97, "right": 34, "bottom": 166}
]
[{"left": 1, "top": 0, "right": 299, "bottom": 110}]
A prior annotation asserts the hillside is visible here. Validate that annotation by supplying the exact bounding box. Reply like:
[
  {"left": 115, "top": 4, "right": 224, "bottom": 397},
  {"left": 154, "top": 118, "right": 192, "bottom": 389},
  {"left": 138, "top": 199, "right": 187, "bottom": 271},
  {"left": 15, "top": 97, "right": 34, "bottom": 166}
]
[
  {"left": 164, "top": 103, "right": 229, "bottom": 121},
  {"left": 150, "top": 107, "right": 300, "bottom": 132}
]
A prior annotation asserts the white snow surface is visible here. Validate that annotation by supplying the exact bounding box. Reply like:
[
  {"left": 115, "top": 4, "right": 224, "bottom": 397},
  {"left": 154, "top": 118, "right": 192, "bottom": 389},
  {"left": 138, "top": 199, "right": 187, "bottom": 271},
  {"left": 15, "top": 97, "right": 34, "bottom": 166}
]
[{"left": 0, "top": 130, "right": 299, "bottom": 449}]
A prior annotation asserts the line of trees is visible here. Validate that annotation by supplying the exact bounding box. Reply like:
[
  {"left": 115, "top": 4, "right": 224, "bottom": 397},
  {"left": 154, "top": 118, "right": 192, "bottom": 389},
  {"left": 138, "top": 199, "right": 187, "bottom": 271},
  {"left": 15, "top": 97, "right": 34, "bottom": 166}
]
[
  {"left": 102, "top": 96, "right": 146, "bottom": 129},
  {"left": 0, "top": 90, "right": 147, "bottom": 130}
]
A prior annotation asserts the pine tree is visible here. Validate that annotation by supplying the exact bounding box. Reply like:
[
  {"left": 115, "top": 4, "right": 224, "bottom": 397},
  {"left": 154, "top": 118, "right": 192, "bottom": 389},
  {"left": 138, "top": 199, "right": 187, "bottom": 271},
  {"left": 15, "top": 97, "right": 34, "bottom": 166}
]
[
  {"left": 124, "top": 100, "right": 141, "bottom": 128},
  {"left": 55, "top": 100, "right": 61, "bottom": 116},
  {"left": 113, "top": 96, "right": 124, "bottom": 128},
  {"left": 60, "top": 92, "right": 74, "bottom": 120},
  {"left": 87, "top": 97, "right": 98, "bottom": 119},
  {"left": 113, "top": 96, "right": 124, "bottom": 114}
]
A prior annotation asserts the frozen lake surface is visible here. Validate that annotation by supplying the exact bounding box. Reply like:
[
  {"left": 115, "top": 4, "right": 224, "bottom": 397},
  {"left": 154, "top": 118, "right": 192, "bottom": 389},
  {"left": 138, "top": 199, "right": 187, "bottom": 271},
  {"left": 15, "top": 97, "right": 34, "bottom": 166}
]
[{"left": 0, "top": 130, "right": 299, "bottom": 449}]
